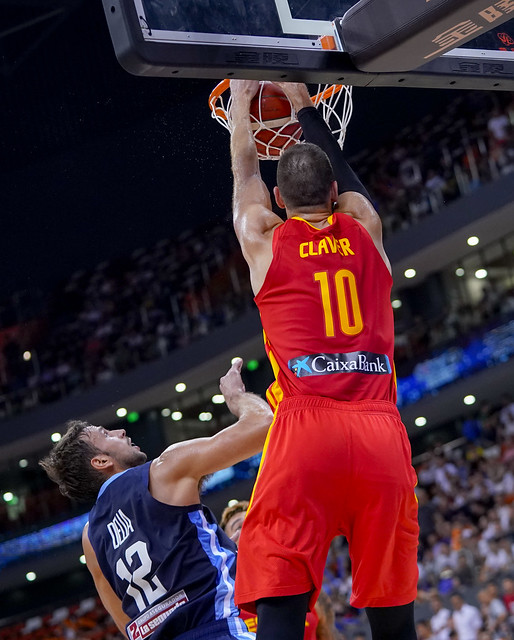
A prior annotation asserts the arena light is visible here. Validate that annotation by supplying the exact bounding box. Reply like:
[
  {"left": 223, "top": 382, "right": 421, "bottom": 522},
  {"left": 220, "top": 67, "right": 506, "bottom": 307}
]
[
  {"left": 455, "top": 267, "right": 465, "bottom": 277},
  {"left": 175, "top": 382, "right": 187, "bottom": 393},
  {"left": 18, "top": 459, "right": 28, "bottom": 469},
  {"left": 463, "top": 394, "right": 476, "bottom": 406},
  {"left": 127, "top": 412, "right": 140, "bottom": 423},
  {"left": 404, "top": 268, "right": 416, "bottom": 279},
  {"left": 22, "top": 351, "right": 32, "bottom": 361},
  {"left": 247, "top": 360, "right": 259, "bottom": 371},
  {"left": 2, "top": 492, "right": 14, "bottom": 503},
  {"left": 467, "top": 236, "right": 479, "bottom": 246},
  {"left": 171, "top": 411, "right": 183, "bottom": 421},
  {"left": 161, "top": 408, "right": 171, "bottom": 417},
  {"left": 415, "top": 417, "right": 427, "bottom": 427},
  {"left": 51, "top": 432, "right": 62, "bottom": 443},
  {"left": 391, "top": 299, "right": 402, "bottom": 309},
  {"left": 199, "top": 412, "right": 213, "bottom": 422},
  {"left": 79, "top": 555, "right": 86, "bottom": 565},
  {"left": 212, "top": 394, "right": 225, "bottom": 404},
  {"left": 231, "top": 357, "right": 242, "bottom": 365},
  {"left": 25, "top": 572, "right": 37, "bottom": 582},
  {"left": 227, "top": 499, "right": 239, "bottom": 507},
  {"left": 475, "top": 269, "right": 488, "bottom": 279},
  {"left": 116, "top": 407, "right": 128, "bottom": 418}
]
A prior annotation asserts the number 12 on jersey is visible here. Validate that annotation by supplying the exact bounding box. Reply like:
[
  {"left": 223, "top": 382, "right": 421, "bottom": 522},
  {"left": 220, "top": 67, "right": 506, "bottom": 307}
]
[{"left": 314, "top": 270, "right": 363, "bottom": 337}]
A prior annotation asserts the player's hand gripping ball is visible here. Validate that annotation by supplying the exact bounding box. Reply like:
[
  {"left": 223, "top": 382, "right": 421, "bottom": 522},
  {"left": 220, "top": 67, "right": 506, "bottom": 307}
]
[{"left": 249, "top": 82, "right": 302, "bottom": 157}]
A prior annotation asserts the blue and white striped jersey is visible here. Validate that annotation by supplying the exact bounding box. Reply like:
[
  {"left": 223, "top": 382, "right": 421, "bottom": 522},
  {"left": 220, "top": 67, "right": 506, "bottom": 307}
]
[{"left": 87, "top": 462, "right": 244, "bottom": 640}]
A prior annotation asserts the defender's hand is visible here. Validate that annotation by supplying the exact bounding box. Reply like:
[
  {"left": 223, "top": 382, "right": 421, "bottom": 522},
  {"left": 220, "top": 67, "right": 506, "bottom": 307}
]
[{"left": 220, "top": 358, "right": 246, "bottom": 417}]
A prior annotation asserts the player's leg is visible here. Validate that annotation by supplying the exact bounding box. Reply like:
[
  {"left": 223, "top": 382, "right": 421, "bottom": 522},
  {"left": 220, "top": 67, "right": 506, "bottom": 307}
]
[
  {"left": 365, "top": 603, "right": 417, "bottom": 640},
  {"left": 235, "top": 398, "right": 340, "bottom": 634},
  {"left": 343, "top": 404, "right": 419, "bottom": 620},
  {"left": 255, "top": 592, "right": 310, "bottom": 640}
]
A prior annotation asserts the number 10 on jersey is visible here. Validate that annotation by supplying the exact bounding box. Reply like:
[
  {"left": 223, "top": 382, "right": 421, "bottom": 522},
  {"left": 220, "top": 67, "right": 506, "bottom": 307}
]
[{"left": 314, "top": 270, "right": 363, "bottom": 337}]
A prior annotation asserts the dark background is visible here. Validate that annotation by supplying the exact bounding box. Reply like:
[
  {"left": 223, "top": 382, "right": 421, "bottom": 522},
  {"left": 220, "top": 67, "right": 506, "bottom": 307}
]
[{"left": 0, "top": 1, "right": 478, "bottom": 301}]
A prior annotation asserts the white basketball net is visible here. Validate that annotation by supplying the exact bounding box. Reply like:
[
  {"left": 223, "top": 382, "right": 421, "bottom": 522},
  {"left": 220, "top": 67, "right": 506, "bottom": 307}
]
[{"left": 209, "top": 81, "right": 353, "bottom": 161}]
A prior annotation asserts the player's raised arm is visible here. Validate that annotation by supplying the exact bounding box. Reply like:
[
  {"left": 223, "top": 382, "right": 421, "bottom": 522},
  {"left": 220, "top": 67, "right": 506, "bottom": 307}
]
[
  {"left": 150, "top": 359, "right": 273, "bottom": 504},
  {"left": 229, "top": 80, "right": 283, "bottom": 292},
  {"left": 275, "top": 82, "right": 389, "bottom": 270}
]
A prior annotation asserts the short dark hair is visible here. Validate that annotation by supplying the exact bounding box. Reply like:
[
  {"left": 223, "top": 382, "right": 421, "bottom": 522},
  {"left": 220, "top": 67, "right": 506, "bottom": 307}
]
[
  {"left": 39, "top": 420, "right": 105, "bottom": 503},
  {"left": 277, "top": 143, "right": 335, "bottom": 209}
]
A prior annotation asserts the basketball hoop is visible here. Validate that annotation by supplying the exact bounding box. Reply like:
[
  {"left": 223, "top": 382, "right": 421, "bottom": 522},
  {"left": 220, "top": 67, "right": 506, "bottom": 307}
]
[{"left": 209, "top": 80, "right": 353, "bottom": 161}]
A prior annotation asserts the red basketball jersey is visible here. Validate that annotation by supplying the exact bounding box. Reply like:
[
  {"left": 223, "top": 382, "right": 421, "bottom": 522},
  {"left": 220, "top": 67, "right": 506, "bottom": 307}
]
[{"left": 255, "top": 213, "right": 396, "bottom": 408}]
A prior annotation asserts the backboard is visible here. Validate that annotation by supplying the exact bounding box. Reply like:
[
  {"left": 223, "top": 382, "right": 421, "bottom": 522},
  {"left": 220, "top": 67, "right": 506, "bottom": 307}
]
[{"left": 102, "top": 0, "right": 514, "bottom": 90}]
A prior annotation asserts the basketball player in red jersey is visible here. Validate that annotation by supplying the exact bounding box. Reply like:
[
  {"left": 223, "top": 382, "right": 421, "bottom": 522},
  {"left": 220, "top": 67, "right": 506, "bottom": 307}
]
[
  {"left": 229, "top": 80, "right": 419, "bottom": 640},
  {"left": 220, "top": 501, "right": 337, "bottom": 640}
]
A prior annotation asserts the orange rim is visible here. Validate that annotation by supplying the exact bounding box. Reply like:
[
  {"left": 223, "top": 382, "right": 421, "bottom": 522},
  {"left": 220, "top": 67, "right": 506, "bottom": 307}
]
[
  {"left": 208, "top": 79, "right": 231, "bottom": 120},
  {"left": 208, "top": 80, "right": 344, "bottom": 120}
]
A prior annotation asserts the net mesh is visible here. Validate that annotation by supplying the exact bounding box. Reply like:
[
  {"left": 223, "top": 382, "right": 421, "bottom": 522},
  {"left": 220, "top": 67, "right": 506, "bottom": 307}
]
[{"left": 209, "top": 81, "right": 353, "bottom": 161}]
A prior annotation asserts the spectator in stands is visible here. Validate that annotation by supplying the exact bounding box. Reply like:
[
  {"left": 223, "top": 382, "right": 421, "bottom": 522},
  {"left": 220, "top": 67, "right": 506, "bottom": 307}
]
[
  {"left": 501, "top": 577, "right": 514, "bottom": 626},
  {"left": 450, "top": 593, "right": 483, "bottom": 640},
  {"left": 488, "top": 107, "right": 510, "bottom": 147},
  {"left": 477, "top": 588, "right": 507, "bottom": 638},
  {"left": 498, "top": 395, "right": 514, "bottom": 436},
  {"left": 429, "top": 594, "right": 451, "bottom": 640},
  {"left": 416, "top": 619, "right": 435, "bottom": 640}
]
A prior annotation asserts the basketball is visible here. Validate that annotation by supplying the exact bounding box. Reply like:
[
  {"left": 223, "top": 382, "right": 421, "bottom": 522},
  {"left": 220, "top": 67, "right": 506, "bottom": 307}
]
[{"left": 249, "top": 82, "right": 302, "bottom": 157}]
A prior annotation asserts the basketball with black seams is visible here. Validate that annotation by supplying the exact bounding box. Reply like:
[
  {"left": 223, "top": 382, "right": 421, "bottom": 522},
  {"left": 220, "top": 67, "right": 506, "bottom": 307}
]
[{"left": 249, "top": 82, "right": 302, "bottom": 157}]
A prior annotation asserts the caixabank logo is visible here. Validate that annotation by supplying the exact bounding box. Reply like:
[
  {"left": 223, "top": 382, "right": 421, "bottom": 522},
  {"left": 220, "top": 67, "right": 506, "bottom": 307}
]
[{"left": 288, "top": 351, "right": 392, "bottom": 377}]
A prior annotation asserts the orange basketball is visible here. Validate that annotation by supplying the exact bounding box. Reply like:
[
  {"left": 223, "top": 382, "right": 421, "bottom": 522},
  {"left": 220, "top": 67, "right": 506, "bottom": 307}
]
[{"left": 249, "top": 82, "right": 302, "bottom": 157}]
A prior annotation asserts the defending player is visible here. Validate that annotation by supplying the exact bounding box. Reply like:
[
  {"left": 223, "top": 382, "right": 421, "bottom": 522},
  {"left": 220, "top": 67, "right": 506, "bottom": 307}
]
[
  {"left": 229, "top": 80, "right": 419, "bottom": 640},
  {"left": 220, "top": 500, "right": 337, "bottom": 640},
  {"left": 40, "top": 359, "right": 273, "bottom": 640}
]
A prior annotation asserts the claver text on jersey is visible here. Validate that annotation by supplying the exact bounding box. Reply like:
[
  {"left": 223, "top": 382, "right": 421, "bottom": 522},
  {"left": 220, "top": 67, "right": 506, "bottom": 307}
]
[{"left": 299, "top": 235, "right": 355, "bottom": 258}]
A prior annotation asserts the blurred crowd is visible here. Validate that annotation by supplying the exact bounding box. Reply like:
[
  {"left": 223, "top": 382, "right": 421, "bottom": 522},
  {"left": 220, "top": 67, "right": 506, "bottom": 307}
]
[
  {"left": 358, "top": 93, "right": 514, "bottom": 235},
  {"left": 0, "top": 597, "right": 118, "bottom": 640}
]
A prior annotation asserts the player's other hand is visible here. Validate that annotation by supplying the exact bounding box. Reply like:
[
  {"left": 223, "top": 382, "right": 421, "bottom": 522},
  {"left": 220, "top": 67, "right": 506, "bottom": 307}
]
[
  {"left": 220, "top": 358, "right": 246, "bottom": 416},
  {"left": 230, "top": 79, "right": 260, "bottom": 104},
  {"left": 273, "top": 82, "right": 312, "bottom": 111}
]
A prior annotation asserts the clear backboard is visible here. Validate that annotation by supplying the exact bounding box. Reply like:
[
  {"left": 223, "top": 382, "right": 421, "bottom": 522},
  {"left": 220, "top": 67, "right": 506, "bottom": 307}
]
[{"left": 102, "top": 0, "right": 514, "bottom": 90}]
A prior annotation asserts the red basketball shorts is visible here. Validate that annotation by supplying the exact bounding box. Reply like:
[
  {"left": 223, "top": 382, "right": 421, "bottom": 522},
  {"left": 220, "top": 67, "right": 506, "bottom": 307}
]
[{"left": 234, "top": 396, "right": 419, "bottom": 612}]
